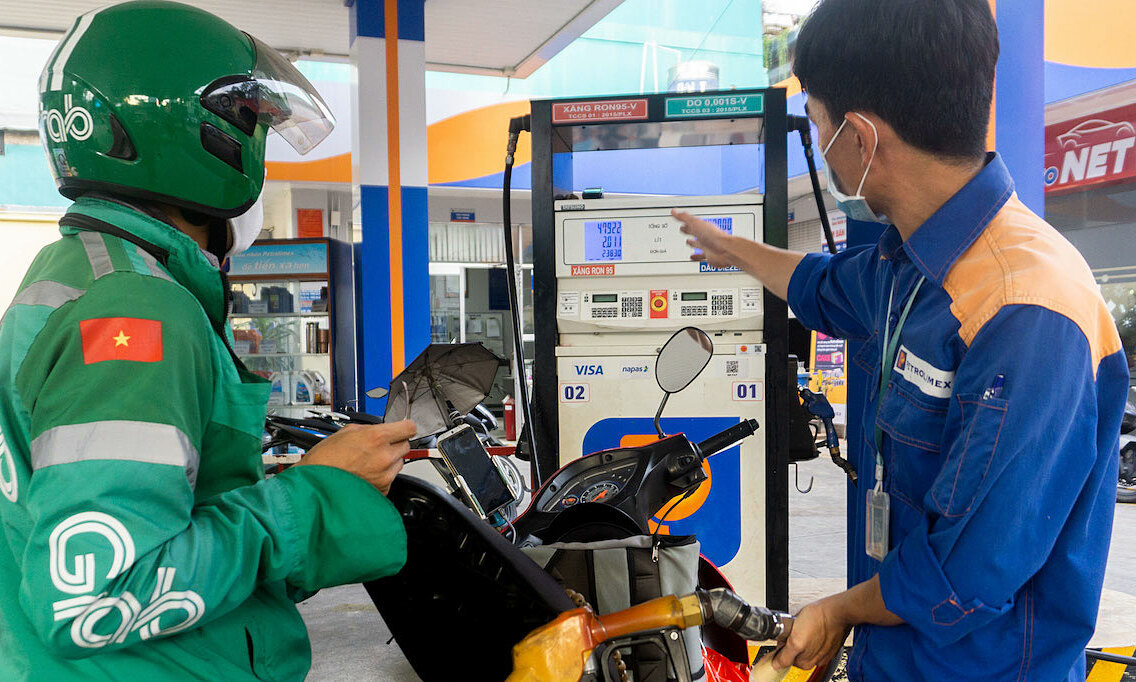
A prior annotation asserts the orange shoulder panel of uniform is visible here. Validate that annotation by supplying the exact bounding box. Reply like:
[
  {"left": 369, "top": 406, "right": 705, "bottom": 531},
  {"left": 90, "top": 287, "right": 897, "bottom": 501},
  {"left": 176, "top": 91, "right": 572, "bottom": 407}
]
[{"left": 943, "top": 194, "right": 1122, "bottom": 375}]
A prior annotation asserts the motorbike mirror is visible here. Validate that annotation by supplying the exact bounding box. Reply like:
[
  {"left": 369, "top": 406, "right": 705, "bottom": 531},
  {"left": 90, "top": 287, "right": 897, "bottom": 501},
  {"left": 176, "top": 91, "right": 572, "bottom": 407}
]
[
  {"left": 365, "top": 387, "right": 389, "bottom": 399},
  {"left": 656, "top": 327, "right": 714, "bottom": 394}
]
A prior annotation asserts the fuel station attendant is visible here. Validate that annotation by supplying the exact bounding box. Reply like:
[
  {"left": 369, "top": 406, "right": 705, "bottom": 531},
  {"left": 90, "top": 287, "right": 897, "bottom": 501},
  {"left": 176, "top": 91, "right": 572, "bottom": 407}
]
[
  {"left": 675, "top": 1, "right": 1128, "bottom": 679},
  {"left": 0, "top": 3, "right": 413, "bottom": 680}
]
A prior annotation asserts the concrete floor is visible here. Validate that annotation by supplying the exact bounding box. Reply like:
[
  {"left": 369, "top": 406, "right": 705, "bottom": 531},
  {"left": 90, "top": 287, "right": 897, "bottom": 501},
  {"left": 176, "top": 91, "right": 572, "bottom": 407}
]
[{"left": 300, "top": 454, "right": 1136, "bottom": 680}]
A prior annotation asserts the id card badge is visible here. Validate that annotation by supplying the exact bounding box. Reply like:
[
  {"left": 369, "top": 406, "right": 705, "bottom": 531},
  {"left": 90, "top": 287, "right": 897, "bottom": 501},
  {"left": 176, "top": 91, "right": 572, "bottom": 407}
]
[{"left": 866, "top": 488, "right": 890, "bottom": 561}]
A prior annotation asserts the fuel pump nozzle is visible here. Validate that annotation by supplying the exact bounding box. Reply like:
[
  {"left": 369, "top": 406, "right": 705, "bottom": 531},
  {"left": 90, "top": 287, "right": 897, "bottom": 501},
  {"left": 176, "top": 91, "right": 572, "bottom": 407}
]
[
  {"left": 507, "top": 587, "right": 791, "bottom": 682},
  {"left": 799, "top": 388, "right": 858, "bottom": 483},
  {"left": 505, "top": 114, "right": 531, "bottom": 165},
  {"left": 696, "top": 587, "right": 793, "bottom": 642}
]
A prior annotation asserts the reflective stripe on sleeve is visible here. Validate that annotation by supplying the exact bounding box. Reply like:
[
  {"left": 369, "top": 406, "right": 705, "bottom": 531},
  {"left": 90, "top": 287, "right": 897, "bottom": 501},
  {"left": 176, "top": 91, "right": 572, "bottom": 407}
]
[
  {"left": 1, "top": 281, "right": 86, "bottom": 325},
  {"left": 77, "top": 232, "right": 114, "bottom": 280},
  {"left": 9, "top": 281, "right": 86, "bottom": 309},
  {"left": 31, "top": 421, "right": 199, "bottom": 487}
]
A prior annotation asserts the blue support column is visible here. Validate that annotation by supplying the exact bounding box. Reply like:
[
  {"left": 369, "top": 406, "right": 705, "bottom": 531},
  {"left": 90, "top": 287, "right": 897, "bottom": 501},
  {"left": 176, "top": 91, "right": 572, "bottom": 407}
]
[
  {"left": 993, "top": 0, "right": 1045, "bottom": 212},
  {"left": 350, "top": 0, "right": 430, "bottom": 414}
]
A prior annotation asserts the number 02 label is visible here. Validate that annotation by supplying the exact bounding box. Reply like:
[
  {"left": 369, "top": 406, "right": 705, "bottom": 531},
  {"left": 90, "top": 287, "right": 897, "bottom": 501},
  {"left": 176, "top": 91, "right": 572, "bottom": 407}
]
[
  {"left": 559, "top": 383, "right": 590, "bottom": 403},
  {"left": 732, "top": 381, "right": 763, "bottom": 401}
]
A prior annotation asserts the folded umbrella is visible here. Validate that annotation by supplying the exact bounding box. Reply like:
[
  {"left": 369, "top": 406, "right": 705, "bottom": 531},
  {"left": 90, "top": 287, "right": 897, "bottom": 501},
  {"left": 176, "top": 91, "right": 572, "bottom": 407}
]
[{"left": 384, "top": 343, "right": 505, "bottom": 439}]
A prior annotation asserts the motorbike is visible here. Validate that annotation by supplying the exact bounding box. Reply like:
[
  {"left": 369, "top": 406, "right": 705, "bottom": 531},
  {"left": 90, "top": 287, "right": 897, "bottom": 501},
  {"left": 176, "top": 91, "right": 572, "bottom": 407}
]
[
  {"left": 1118, "top": 396, "right": 1136, "bottom": 504},
  {"left": 265, "top": 328, "right": 839, "bottom": 681}
]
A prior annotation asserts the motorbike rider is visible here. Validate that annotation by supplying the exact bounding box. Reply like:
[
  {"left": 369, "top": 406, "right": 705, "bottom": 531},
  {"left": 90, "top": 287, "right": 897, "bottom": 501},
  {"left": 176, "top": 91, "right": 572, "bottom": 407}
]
[
  {"left": 0, "top": 3, "right": 414, "bottom": 680},
  {"left": 674, "top": 0, "right": 1127, "bottom": 679}
]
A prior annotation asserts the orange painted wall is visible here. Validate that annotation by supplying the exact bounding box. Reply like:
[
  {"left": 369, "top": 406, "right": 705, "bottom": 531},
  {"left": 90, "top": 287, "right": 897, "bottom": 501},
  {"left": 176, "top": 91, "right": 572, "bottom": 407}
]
[
  {"left": 266, "top": 99, "right": 534, "bottom": 185},
  {"left": 427, "top": 100, "right": 533, "bottom": 185},
  {"left": 266, "top": 153, "right": 351, "bottom": 183},
  {"left": 1046, "top": 0, "right": 1136, "bottom": 68}
]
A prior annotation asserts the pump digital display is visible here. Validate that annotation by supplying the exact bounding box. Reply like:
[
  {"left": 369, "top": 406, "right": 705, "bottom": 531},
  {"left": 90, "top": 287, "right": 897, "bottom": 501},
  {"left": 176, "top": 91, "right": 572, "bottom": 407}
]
[
  {"left": 592, "top": 294, "right": 618, "bottom": 303},
  {"left": 690, "top": 217, "right": 736, "bottom": 256},
  {"left": 681, "top": 292, "right": 708, "bottom": 301},
  {"left": 561, "top": 208, "right": 758, "bottom": 268},
  {"left": 584, "top": 220, "right": 623, "bottom": 262},
  {"left": 692, "top": 217, "right": 734, "bottom": 257},
  {"left": 706, "top": 217, "right": 734, "bottom": 233}
]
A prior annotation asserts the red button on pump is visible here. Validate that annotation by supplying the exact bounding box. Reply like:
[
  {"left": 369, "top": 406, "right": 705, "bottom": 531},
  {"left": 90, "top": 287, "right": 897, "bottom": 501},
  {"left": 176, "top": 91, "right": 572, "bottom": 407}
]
[{"left": 650, "top": 290, "right": 668, "bottom": 318}]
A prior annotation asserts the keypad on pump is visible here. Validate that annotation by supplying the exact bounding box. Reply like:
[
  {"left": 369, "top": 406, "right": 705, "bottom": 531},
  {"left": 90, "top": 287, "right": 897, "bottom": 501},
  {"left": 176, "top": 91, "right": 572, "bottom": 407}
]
[
  {"left": 711, "top": 294, "right": 734, "bottom": 316},
  {"left": 621, "top": 297, "right": 644, "bottom": 318}
]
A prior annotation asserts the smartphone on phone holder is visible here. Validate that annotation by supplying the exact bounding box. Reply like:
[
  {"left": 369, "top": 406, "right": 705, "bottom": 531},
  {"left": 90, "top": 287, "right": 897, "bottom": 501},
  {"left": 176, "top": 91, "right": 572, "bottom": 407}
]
[{"left": 434, "top": 424, "right": 517, "bottom": 520}]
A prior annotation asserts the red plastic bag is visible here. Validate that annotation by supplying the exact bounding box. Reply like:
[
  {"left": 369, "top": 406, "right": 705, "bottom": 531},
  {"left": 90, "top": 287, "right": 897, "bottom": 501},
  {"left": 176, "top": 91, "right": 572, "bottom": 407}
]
[{"left": 703, "top": 645, "right": 751, "bottom": 682}]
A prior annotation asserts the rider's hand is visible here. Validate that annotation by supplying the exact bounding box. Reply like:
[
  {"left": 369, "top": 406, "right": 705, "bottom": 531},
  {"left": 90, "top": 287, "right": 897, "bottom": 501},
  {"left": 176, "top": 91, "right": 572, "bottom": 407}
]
[
  {"left": 297, "top": 420, "right": 416, "bottom": 496},
  {"left": 673, "top": 209, "right": 738, "bottom": 269},
  {"left": 772, "top": 595, "right": 850, "bottom": 672}
]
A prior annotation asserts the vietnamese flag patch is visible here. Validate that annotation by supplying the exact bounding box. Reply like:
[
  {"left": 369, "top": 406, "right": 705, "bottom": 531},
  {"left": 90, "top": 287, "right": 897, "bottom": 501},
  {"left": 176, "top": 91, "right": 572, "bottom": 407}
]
[{"left": 79, "top": 317, "right": 163, "bottom": 364}]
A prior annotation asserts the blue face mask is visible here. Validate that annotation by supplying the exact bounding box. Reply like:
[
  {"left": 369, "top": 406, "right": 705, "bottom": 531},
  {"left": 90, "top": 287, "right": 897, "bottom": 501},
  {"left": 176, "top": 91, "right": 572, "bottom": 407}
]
[{"left": 820, "top": 113, "right": 888, "bottom": 224}]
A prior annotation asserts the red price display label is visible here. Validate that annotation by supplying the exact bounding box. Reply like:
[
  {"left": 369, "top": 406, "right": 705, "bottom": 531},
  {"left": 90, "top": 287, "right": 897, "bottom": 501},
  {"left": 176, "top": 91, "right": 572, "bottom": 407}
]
[{"left": 552, "top": 99, "right": 648, "bottom": 124}]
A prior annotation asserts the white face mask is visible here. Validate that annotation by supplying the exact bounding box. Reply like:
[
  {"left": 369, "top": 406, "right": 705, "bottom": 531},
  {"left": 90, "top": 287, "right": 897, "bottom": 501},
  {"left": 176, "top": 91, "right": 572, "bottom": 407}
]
[
  {"left": 820, "top": 113, "right": 888, "bottom": 224},
  {"left": 226, "top": 187, "right": 264, "bottom": 259}
]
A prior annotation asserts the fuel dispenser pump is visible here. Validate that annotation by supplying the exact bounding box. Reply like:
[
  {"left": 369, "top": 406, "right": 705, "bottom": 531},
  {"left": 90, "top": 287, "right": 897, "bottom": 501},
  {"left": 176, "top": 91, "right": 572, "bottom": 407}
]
[
  {"left": 500, "top": 91, "right": 844, "bottom": 610},
  {"left": 520, "top": 89, "right": 793, "bottom": 609}
]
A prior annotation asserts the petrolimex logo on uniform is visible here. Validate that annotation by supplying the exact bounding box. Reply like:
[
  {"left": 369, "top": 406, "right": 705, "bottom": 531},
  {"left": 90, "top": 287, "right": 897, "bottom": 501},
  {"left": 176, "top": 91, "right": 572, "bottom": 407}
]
[{"left": 894, "top": 345, "right": 954, "bottom": 398}]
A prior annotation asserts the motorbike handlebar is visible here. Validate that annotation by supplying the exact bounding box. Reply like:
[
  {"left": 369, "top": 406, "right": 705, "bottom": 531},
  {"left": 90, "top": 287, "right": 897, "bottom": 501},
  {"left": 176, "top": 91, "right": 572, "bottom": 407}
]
[
  {"left": 267, "top": 422, "right": 326, "bottom": 450},
  {"left": 695, "top": 419, "right": 760, "bottom": 459}
]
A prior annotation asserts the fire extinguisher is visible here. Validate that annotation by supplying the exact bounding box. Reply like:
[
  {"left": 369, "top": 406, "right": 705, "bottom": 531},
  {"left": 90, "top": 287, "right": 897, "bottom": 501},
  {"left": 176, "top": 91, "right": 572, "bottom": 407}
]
[{"left": 503, "top": 395, "right": 517, "bottom": 442}]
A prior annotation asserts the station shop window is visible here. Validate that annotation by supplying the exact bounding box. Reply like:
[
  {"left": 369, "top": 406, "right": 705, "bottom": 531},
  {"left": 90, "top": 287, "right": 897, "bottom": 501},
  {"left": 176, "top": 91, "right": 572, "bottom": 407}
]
[
  {"left": 428, "top": 221, "right": 535, "bottom": 415},
  {"left": 1046, "top": 180, "right": 1136, "bottom": 374}
]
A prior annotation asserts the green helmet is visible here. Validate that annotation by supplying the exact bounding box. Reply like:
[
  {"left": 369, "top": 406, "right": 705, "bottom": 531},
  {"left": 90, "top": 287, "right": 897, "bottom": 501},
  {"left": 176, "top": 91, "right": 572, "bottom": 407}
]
[{"left": 38, "top": 1, "right": 334, "bottom": 217}]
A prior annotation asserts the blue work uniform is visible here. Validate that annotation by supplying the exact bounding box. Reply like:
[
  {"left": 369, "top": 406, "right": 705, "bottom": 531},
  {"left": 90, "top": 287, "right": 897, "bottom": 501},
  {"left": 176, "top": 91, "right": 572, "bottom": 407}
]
[{"left": 788, "top": 153, "right": 1128, "bottom": 681}]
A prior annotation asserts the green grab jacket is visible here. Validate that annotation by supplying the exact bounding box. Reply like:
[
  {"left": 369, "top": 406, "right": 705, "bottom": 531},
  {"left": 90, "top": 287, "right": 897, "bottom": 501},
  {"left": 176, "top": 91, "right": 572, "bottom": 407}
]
[{"left": 0, "top": 197, "right": 407, "bottom": 680}]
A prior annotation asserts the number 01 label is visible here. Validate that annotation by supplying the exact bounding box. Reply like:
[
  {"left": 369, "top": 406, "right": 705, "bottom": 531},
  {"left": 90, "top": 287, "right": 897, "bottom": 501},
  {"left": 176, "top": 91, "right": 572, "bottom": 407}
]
[
  {"left": 732, "top": 381, "right": 763, "bottom": 401},
  {"left": 559, "top": 383, "right": 590, "bottom": 403}
]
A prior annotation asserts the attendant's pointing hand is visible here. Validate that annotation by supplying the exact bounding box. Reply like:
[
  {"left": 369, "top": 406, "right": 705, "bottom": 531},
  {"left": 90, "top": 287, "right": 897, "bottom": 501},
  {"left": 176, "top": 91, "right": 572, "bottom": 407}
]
[{"left": 673, "top": 209, "right": 738, "bottom": 269}]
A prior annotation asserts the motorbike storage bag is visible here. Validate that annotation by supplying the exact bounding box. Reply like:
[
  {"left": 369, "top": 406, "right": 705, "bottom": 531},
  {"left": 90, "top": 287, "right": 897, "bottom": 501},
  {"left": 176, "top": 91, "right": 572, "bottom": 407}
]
[{"left": 522, "top": 535, "right": 704, "bottom": 681}]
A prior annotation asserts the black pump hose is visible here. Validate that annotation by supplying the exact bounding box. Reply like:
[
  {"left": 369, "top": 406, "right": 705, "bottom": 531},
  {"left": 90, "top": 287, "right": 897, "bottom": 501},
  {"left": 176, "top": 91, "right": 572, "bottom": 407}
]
[
  {"left": 788, "top": 114, "right": 839, "bottom": 256},
  {"left": 503, "top": 114, "right": 542, "bottom": 484}
]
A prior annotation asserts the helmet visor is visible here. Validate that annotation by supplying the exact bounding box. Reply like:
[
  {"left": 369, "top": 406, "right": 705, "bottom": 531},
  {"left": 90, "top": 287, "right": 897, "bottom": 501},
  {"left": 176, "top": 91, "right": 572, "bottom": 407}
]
[{"left": 201, "top": 35, "right": 335, "bottom": 155}]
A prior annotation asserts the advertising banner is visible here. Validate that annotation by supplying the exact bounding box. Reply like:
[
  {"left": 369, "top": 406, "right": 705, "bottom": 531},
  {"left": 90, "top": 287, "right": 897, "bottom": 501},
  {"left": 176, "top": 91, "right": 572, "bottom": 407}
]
[
  {"left": 810, "top": 331, "right": 847, "bottom": 426},
  {"left": 228, "top": 242, "right": 328, "bottom": 278},
  {"left": 1044, "top": 102, "right": 1136, "bottom": 195}
]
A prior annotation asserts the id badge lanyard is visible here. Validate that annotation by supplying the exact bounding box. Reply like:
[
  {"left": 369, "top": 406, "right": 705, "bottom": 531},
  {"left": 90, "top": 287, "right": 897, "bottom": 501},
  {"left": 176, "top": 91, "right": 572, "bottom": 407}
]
[{"left": 866, "top": 274, "right": 925, "bottom": 561}]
